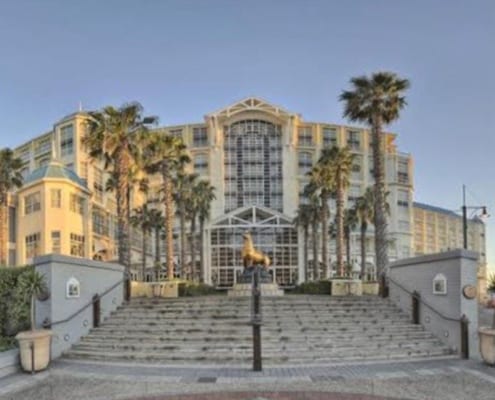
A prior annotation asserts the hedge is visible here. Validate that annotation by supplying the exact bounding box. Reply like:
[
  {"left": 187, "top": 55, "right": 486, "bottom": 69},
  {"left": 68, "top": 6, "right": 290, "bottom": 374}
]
[
  {"left": 0, "top": 265, "right": 33, "bottom": 341},
  {"left": 178, "top": 282, "right": 224, "bottom": 297},
  {"left": 290, "top": 280, "right": 331, "bottom": 295}
]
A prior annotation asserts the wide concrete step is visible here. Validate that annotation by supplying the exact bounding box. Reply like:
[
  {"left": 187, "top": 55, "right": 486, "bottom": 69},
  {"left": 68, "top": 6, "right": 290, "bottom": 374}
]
[
  {"left": 73, "top": 336, "right": 443, "bottom": 352},
  {"left": 82, "top": 329, "right": 435, "bottom": 343},
  {"left": 64, "top": 346, "right": 453, "bottom": 365}
]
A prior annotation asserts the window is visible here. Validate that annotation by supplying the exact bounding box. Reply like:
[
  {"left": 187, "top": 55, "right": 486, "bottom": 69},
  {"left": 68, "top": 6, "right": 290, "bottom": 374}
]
[
  {"left": 24, "top": 192, "right": 41, "bottom": 215},
  {"left": 298, "top": 152, "right": 313, "bottom": 175},
  {"left": 25, "top": 233, "right": 40, "bottom": 259},
  {"left": 192, "top": 127, "right": 208, "bottom": 147},
  {"left": 37, "top": 157, "right": 50, "bottom": 168},
  {"left": 80, "top": 162, "right": 88, "bottom": 183},
  {"left": 51, "top": 189, "right": 61, "bottom": 208},
  {"left": 70, "top": 233, "right": 85, "bottom": 257},
  {"left": 348, "top": 185, "right": 361, "bottom": 205},
  {"left": 51, "top": 231, "right": 61, "bottom": 254},
  {"left": 347, "top": 130, "right": 361, "bottom": 150},
  {"left": 298, "top": 127, "right": 313, "bottom": 146},
  {"left": 93, "top": 168, "right": 104, "bottom": 203},
  {"left": 397, "top": 190, "right": 409, "bottom": 208},
  {"left": 92, "top": 209, "right": 109, "bottom": 236},
  {"left": 322, "top": 127, "right": 337, "bottom": 148},
  {"left": 8, "top": 207, "right": 16, "bottom": 243},
  {"left": 433, "top": 273, "right": 447, "bottom": 295},
  {"left": 169, "top": 128, "right": 183, "bottom": 137},
  {"left": 351, "top": 155, "right": 362, "bottom": 179},
  {"left": 398, "top": 158, "right": 409, "bottom": 184},
  {"left": 66, "top": 277, "right": 80, "bottom": 298},
  {"left": 35, "top": 139, "right": 51, "bottom": 156},
  {"left": 60, "top": 124, "right": 74, "bottom": 156},
  {"left": 193, "top": 154, "right": 208, "bottom": 175},
  {"left": 70, "top": 194, "right": 84, "bottom": 214}
]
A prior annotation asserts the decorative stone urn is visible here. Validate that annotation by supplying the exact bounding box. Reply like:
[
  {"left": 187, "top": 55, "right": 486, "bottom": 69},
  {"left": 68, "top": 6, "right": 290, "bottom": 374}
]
[
  {"left": 479, "top": 327, "right": 495, "bottom": 365},
  {"left": 15, "top": 329, "right": 53, "bottom": 372}
]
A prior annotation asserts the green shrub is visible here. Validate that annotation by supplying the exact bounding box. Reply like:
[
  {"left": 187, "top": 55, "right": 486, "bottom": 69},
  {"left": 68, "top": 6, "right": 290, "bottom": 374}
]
[
  {"left": 0, "top": 265, "right": 33, "bottom": 339},
  {"left": 290, "top": 280, "right": 331, "bottom": 295},
  {"left": 178, "top": 282, "right": 223, "bottom": 297}
]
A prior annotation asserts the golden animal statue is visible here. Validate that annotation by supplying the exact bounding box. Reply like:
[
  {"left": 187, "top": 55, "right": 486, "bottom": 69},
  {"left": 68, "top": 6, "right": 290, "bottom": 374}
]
[{"left": 241, "top": 231, "right": 271, "bottom": 269}]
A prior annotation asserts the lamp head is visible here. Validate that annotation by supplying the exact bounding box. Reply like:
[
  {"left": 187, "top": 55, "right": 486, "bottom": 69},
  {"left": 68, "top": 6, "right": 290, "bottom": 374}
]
[{"left": 480, "top": 207, "right": 490, "bottom": 219}]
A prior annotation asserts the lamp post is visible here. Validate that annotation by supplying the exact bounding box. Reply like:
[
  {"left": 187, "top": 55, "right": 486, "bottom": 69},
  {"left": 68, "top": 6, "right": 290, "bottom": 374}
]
[{"left": 461, "top": 184, "right": 489, "bottom": 250}]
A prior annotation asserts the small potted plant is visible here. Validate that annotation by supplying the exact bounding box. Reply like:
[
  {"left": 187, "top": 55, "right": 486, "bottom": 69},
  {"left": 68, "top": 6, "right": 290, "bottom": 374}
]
[{"left": 15, "top": 269, "right": 52, "bottom": 372}]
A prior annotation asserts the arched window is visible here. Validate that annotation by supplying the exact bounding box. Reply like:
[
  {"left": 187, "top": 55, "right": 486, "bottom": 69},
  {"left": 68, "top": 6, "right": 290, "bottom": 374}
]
[
  {"left": 433, "top": 273, "right": 447, "bottom": 295},
  {"left": 66, "top": 277, "right": 80, "bottom": 298}
]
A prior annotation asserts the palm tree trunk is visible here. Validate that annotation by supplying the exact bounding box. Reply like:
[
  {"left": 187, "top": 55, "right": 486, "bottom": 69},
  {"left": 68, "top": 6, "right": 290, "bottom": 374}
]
[
  {"left": 303, "top": 225, "right": 308, "bottom": 282},
  {"left": 115, "top": 154, "right": 129, "bottom": 272},
  {"left": 154, "top": 226, "right": 160, "bottom": 280},
  {"left": 360, "top": 222, "right": 367, "bottom": 279},
  {"left": 336, "top": 175, "right": 345, "bottom": 276},
  {"left": 163, "top": 168, "right": 175, "bottom": 280},
  {"left": 345, "top": 228, "right": 351, "bottom": 272},
  {"left": 320, "top": 192, "right": 329, "bottom": 279},
  {"left": 179, "top": 204, "right": 186, "bottom": 279},
  {"left": 190, "top": 214, "right": 196, "bottom": 281},
  {"left": 0, "top": 198, "right": 6, "bottom": 266},
  {"left": 127, "top": 187, "right": 132, "bottom": 276},
  {"left": 199, "top": 217, "right": 205, "bottom": 283},
  {"left": 141, "top": 230, "right": 146, "bottom": 281},
  {"left": 312, "top": 220, "right": 318, "bottom": 280},
  {"left": 371, "top": 118, "right": 389, "bottom": 280}
]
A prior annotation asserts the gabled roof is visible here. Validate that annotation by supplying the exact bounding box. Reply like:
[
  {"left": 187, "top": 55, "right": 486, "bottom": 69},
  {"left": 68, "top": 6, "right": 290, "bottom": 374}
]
[
  {"left": 207, "top": 97, "right": 297, "bottom": 120},
  {"left": 23, "top": 161, "right": 89, "bottom": 190},
  {"left": 211, "top": 205, "right": 293, "bottom": 226}
]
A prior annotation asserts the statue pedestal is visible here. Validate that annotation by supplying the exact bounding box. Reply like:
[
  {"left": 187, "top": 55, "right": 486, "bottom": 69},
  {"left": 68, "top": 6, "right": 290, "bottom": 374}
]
[
  {"left": 228, "top": 283, "right": 284, "bottom": 297},
  {"left": 228, "top": 268, "right": 284, "bottom": 297}
]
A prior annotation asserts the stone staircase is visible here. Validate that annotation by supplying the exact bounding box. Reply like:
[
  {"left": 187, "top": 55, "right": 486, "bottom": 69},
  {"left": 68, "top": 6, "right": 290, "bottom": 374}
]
[{"left": 64, "top": 295, "right": 455, "bottom": 365}]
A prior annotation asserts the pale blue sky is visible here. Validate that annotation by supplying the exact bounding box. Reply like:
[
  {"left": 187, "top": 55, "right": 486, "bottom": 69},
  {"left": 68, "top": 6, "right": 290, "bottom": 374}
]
[{"left": 1, "top": 0, "right": 494, "bottom": 267}]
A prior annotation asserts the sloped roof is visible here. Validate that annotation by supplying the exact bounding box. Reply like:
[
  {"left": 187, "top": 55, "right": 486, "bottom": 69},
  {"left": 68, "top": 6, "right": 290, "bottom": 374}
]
[
  {"left": 23, "top": 161, "right": 88, "bottom": 189},
  {"left": 207, "top": 97, "right": 297, "bottom": 120}
]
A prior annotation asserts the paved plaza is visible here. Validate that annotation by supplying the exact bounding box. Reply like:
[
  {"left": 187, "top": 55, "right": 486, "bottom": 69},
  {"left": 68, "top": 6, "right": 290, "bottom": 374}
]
[{"left": 1, "top": 358, "right": 495, "bottom": 400}]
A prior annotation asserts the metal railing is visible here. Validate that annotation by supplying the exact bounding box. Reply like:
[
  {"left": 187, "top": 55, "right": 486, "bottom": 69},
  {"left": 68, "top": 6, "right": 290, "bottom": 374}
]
[
  {"left": 388, "top": 275, "right": 469, "bottom": 359},
  {"left": 50, "top": 279, "right": 123, "bottom": 327}
]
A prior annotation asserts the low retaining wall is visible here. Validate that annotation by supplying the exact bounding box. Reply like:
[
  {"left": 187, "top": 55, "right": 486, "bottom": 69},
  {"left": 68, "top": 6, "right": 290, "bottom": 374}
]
[
  {"left": 0, "top": 349, "right": 19, "bottom": 378},
  {"left": 34, "top": 254, "right": 124, "bottom": 359},
  {"left": 388, "top": 249, "right": 479, "bottom": 359}
]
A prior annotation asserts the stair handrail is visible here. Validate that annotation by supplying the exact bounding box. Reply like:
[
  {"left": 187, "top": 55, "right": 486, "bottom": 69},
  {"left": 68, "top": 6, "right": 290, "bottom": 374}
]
[
  {"left": 387, "top": 275, "right": 462, "bottom": 323},
  {"left": 50, "top": 279, "right": 124, "bottom": 327}
]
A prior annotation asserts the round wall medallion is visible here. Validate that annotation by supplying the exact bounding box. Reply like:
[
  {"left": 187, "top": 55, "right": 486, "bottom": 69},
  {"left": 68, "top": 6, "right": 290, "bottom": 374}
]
[
  {"left": 462, "top": 285, "right": 477, "bottom": 300},
  {"left": 64, "top": 334, "right": 70, "bottom": 341}
]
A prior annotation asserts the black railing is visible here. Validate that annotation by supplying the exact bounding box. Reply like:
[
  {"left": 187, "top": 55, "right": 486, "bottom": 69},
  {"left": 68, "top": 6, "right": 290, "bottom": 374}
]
[
  {"left": 388, "top": 275, "right": 469, "bottom": 358},
  {"left": 51, "top": 279, "right": 123, "bottom": 327}
]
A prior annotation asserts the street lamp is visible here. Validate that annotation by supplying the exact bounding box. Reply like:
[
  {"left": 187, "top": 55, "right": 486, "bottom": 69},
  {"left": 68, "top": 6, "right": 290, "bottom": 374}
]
[{"left": 461, "top": 184, "right": 489, "bottom": 250}]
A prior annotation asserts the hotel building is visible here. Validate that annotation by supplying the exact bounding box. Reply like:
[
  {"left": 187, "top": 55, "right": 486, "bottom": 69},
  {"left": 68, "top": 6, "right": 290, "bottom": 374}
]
[{"left": 5, "top": 97, "right": 417, "bottom": 287}]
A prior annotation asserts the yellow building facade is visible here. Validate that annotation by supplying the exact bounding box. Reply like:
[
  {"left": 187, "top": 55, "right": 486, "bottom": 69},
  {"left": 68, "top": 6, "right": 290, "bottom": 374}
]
[
  {"left": 413, "top": 202, "right": 487, "bottom": 295},
  {"left": 5, "top": 97, "right": 417, "bottom": 287}
]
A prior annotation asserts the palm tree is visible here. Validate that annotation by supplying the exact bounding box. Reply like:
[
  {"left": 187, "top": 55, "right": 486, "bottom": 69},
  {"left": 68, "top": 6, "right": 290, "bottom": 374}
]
[
  {"left": 0, "top": 148, "right": 23, "bottom": 266},
  {"left": 293, "top": 204, "right": 312, "bottom": 282},
  {"left": 195, "top": 180, "right": 216, "bottom": 283},
  {"left": 305, "top": 167, "right": 332, "bottom": 279},
  {"left": 144, "top": 132, "right": 190, "bottom": 280},
  {"left": 130, "top": 203, "right": 154, "bottom": 281},
  {"left": 303, "top": 189, "right": 321, "bottom": 281},
  {"left": 354, "top": 187, "right": 374, "bottom": 279},
  {"left": 148, "top": 208, "right": 165, "bottom": 280},
  {"left": 83, "top": 102, "right": 154, "bottom": 275},
  {"left": 340, "top": 72, "right": 410, "bottom": 284},
  {"left": 343, "top": 207, "right": 358, "bottom": 271},
  {"left": 316, "top": 146, "right": 354, "bottom": 277},
  {"left": 173, "top": 172, "right": 198, "bottom": 279}
]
